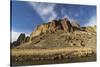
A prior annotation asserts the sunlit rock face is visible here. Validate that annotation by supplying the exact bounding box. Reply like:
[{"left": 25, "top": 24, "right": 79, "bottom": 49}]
[
  {"left": 11, "top": 17, "right": 96, "bottom": 49},
  {"left": 30, "top": 18, "right": 74, "bottom": 41}
]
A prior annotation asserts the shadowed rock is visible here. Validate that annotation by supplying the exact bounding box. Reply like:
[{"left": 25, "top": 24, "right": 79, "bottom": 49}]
[
  {"left": 11, "top": 33, "right": 30, "bottom": 48},
  {"left": 17, "top": 33, "right": 25, "bottom": 44}
]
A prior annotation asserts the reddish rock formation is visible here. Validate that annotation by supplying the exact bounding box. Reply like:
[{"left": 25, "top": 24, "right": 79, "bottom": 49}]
[
  {"left": 30, "top": 18, "right": 73, "bottom": 41},
  {"left": 11, "top": 17, "right": 96, "bottom": 48},
  {"left": 49, "top": 20, "right": 56, "bottom": 33},
  {"left": 61, "top": 18, "right": 72, "bottom": 32}
]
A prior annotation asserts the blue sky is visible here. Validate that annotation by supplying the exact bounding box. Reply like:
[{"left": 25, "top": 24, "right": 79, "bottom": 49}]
[{"left": 11, "top": 1, "right": 96, "bottom": 42}]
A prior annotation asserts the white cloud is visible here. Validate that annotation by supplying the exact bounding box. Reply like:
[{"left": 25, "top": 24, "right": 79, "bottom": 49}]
[
  {"left": 28, "top": 2, "right": 96, "bottom": 27},
  {"left": 11, "top": 31, "right": 30, "bottom": 42},
  {"left": 28, "top": 2, "right": 57, "bottom": 22},
  {"left": 84, "top": 16, "right": 96, "bottom": 26}
]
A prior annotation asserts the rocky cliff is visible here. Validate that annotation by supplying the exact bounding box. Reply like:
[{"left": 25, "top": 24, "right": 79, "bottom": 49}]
[
  {"left": 11, "top": 17, "right": 96, "bottom": 48},
  {"left": 11, "top": 33, "right": 30, "bottom": 48},
  {"left": 30, "top": 18, "right": 79, "bottom": 41}
]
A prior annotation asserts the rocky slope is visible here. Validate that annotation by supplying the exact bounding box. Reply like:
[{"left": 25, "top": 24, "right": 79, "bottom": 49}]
[
  {"left": 11, "top": 18, "right": 96, "bottom": 49},
  {"left": 11, "top": 33, "right": 30, "bottom": 48},
  {"left": 30, "top": 18, "right": 73, "bottom": 41}
]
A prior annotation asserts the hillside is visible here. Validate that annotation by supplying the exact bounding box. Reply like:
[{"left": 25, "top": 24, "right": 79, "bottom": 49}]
[
  {"left": 11, "top": 17, "right": 96, "bottom": 66},
  {"left": 11, "top": 18, "right": 96, "bottom": 49}
]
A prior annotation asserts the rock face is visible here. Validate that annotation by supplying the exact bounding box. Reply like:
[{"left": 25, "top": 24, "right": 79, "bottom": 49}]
[
  {"left": 16, "top": 30, "right": 96, "bottom": 49},
  {"left": 30, "top": 18, "right": 73, "bottom": 41},
  {"left": 11, "top": 33, "right": 30, "bottom": 48},
  {"left": 61, "top": 18, "right": 72, "bottom": 32},
  {"left": 11, "top": 17, "right": 96, "bottom": 49},
  {"left": 11, "top": 41, "right": 20, "bottom": 48},
  {"left": 81, "top": 26, "right": 96, "bottom": 33},
  {"left": 71, "top": 21, "right": 81, "bottom": 31},
  {"left": 17, "top": 33, "right": 25, "bottom": 44},
  {"left": 24, "top": 36, "right": 30, "bottom": 42}
]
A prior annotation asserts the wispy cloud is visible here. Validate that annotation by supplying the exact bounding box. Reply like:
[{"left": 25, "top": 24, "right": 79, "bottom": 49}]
[
  {"left": 11, "top": 31, "right": 30, "bottom": 42},
  {"left": 29, "top": 2, "right": 57, "bottom": 22},
  {"left": 84, "top": 15, "right": 96, "bottom": 26}
]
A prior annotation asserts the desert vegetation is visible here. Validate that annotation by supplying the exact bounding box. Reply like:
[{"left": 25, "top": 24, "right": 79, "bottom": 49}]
[{"left": 11, "top": 47, "right": 96, "bottom": 66}]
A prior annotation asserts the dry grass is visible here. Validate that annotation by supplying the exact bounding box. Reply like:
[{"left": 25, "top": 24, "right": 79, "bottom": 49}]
[
  {"left": 11, "top": 47, "right": 96, "bottom": 56},
  {"left": 11, "top": 47, "right": 96, "bottom": 66}
]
